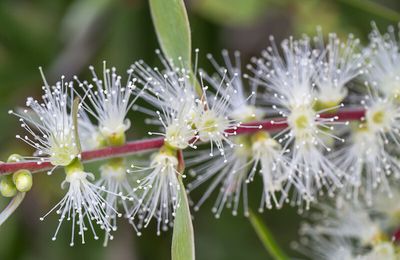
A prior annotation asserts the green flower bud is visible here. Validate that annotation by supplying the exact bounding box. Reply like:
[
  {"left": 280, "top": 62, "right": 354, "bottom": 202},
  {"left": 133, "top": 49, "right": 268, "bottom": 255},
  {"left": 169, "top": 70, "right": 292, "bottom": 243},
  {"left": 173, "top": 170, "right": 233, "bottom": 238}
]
[
  {"left": 0, "top": 176, "right": 17, "bottom": 197},
  {"left": 7, "top": 154, "right": 23, "bottom": 163},
  {"left": 12, "top": 170, "right": 33, "bottom": 192}
]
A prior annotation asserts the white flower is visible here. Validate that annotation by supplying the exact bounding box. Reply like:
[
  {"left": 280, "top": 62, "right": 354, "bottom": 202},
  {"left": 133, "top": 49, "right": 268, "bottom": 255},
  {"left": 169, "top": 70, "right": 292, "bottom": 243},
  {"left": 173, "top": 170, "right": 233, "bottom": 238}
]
[
  {"left": 330, "top": 123, "right": 400, "bottom": 204},
  {"left": 366, "top": 23, "right": 400, "bottom": 99},
  {"left": 134, "top": 50, "right": 243, "bottom": 158},
  {"left": 132, "top": 51, "right": 199, "bottom": 150},
  {"left": 187, "top": 51, "right": 290, "bottom": 216},
  {"left": 194, "top": 97, "right": 239, "bottom": 158},
  {"left": 293, "top": 229, "right": 355, "bottom": 260},
  {"left": 74, "top": 61, "right": 139, "bottom": 144},
  {"left": 313, "top": 29, "right": 364, "bottom": 105},
  {"left": 150, "top": 106, "right": 198, "bottom": 150},
  {"left": 250, "top": 36, "right": 345, "bottom": 203},
  {"left": 97, "top": 160, "right": 139, "bottom": 244},
  {"left": 187, "top": 133, "right": 290, "bottom": 217},
  {"left": 203, "top": 50, "right": 265, "bottom": 122},
  {"left": 295, "top": 197, "right": 400, "bottom": 260},
  {"left": 370, "top": 187, "right": 400, "bottom": 229},
  {"left": 363, "top": 242, "right": 398, "bottom": 260},
  {"left": 195, "top": 54, "right": 256, "bottom": 159},
  {"left": 127, "top": 152, "right": 182, "bottom": 235},
  {"left": 312, "top": 199, "right": 381, "bottom": 245},
  {"left": 9, "top": 69, "right": 79, "bottom": 172},
  {"left": 131, "top": 50, "right": 198, "bottom": 115},
  {"left": 40, "top": 159, "right": 120, "bottom": 246},
  {"left": 250, "top": 132, "right": 289, "bottom": 210},
  {"left": 78, "top": 109, "right": 105, "bottom": 150},
  {"left": 331, "top": 84, "right": 400, "bottom": 203},
  {"left": 186, "top": 142, "right": 251, "bottom": 218}
]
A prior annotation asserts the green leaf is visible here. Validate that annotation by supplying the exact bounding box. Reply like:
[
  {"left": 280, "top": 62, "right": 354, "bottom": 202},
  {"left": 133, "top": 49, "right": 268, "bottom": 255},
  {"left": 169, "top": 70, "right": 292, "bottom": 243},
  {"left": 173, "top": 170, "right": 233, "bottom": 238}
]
[
  {"left": 248, "top": 209, "right": 289, "bottom": 260},
  {"left": 172, "top": 177, "right": 195, "bottom": 260},
  {"left": 149, "top": 0, "right": 191, "bottom": 68},
  {"left": 194, "top": 0, "right": 270, "bottom": 26},
  {"left": 336, "top": 0, "right": 400, "bottom": 22}
]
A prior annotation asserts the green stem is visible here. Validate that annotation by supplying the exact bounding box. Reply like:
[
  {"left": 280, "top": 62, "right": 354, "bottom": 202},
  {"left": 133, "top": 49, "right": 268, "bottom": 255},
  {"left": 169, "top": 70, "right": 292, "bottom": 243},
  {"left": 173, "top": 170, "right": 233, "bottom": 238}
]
[
  {"left": 0, "top": 192, "right": 25, "bottom": 226},
  {"left": 336, "top": 0, "right": 400, "bottom": 22},
  {"left": 248, "top": 209, "right": 289, "bottom": 260}
]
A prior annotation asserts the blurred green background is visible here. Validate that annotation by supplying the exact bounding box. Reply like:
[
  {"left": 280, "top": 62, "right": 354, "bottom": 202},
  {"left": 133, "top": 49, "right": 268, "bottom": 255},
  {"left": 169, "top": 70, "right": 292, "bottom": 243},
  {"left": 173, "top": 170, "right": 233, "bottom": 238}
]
[{"left": 0, "top": 0, "right": 400, "bottom": 259}]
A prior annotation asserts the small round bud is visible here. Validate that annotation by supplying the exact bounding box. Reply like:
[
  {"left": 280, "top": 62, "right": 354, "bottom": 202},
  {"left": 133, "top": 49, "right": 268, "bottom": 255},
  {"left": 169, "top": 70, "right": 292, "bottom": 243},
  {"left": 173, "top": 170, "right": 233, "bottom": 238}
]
[
  {"left": 7, "top": 154, "right": 23, "bottom": 163},
  {"left": 13, "top": 170, "right": 33, "bottom": 192},
  {"left": 0, "top": 176, "right": 18, "bottom": 197}
]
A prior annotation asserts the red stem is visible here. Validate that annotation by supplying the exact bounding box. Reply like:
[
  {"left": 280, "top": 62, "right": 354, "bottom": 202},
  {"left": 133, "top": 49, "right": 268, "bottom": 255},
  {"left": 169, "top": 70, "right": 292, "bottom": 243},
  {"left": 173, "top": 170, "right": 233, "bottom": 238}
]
[
  {"left": 394, "top": 229, "right": 400, "bottom": 242},
  {"left": 0, "top": 108, "right": 365, "bottom": 175}
]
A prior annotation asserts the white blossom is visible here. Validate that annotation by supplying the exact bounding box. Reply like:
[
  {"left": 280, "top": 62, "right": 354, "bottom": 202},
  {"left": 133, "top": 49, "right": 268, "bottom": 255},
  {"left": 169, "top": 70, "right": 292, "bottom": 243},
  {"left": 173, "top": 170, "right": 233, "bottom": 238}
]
[
  {"left": 39, "top": 161, "right": 120, "bottom": 246},
  {"left": 127, "top": 152, "right": 182, "bottom": 235},
  {"left": 249, "top": 36, "right": 345, "bottom": 204},
  {"left": 9, "top": 69, "right": 79, "bottom": 172}
]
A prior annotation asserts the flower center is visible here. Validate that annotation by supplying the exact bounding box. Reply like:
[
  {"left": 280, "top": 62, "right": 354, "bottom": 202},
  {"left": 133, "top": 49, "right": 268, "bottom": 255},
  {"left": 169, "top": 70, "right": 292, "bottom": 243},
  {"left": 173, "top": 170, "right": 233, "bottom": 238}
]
[
  {"left": 287, "top": 106, "right": 316, "bottom": 142},
  {"left": 197, "top": 110, "right": 228, "bottom": 141},
  {"left": 365, "top": 102, "right": 393, "bottom": 133},
  {"left": 49, "top": 132, "right": 79, "bottom": 166},
  {"left": 165, "top": 123, "right": 193, "bottom": 149}
]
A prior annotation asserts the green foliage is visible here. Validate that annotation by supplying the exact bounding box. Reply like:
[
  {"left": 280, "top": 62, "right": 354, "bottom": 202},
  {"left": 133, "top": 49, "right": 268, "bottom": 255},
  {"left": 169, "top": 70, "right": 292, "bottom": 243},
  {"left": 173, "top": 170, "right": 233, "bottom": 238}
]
[
  {"left": 172, "top": 177, "right": 195, "bottom": 260},
  {"left": 194, "top": 0, "right": 271, "bottom": 26},
  {"left": 149, "top": 2, "right": 196, "bottom": 259},
  {"left": 149, "top": 0, "right": 192, "bottom": 68}
]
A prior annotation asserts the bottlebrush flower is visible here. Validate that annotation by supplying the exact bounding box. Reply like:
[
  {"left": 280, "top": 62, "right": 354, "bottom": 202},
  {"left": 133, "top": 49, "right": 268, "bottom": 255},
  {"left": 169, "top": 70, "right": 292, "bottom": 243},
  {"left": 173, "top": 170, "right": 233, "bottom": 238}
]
[
  {"left": 311, "top": 200, "right": 382, "bottom": 245},
  {"left": 250, "top": 132, "right": 290, "bottom": 210},
  {"left": 127, "top": 150, "right": 182, "bottom": 235},
  {"left": 331, "top": 58, "right": 400, "bottom": 203},
  {"left": 97, "top": 158, "right": 139, "bottom": 244},
  {"left": 40, "top": 159, "right": 120, "bottom": 246},
  {"left": 187, "top": 51, "right": 290, "bottom": 216},
  {"left": 249, "top": 36, "right": 345, "bottom": 204},
  {"left": 313, "top": 29, "right": 364, "bottom": 108},
  {"left": 366, "top": 23, "right": 400, "bottom": 99},
  {"left": 133, "top": 50, "right": 242, "bottom": 157},
  {"left": 74, "top": 61, "right": 140, "bottom": 147},
  {"left": 9, "top": 69, "right": 79, "bottom": 171},
  {"left": 9, "top": 69, "right": 122, "bottom": 245},
  {"left": 131, "top": 51, "right": 199, "bottom": 150},
  {"left": 330, "top": 121, "right": 400, "bottom": 204},
  {"left": 78, "top": 110, "right": 105, "bottom": 150},
  {"left": 292, "top": 229, "right": 355, "bottom": 260},
  {"left": 194, "top": 81, "right": 240, "bottom": 159},
  {"left": 294, "top": 197, "right": 400, "bottom": 259},
  {"left": 131, "top": 50, "right": 198, "bottom": 116},
  {"left": 149, "top": 105, "right": 198, "bottom": 150},
  {"left": 74, "top": 62, "right": 143, "bottom": 243},
  {"left": 294, "top": 226, "right": 400, "bottom": 260},
  {"left": 186, "top": 141, "right": 252, "bottom": 218}
]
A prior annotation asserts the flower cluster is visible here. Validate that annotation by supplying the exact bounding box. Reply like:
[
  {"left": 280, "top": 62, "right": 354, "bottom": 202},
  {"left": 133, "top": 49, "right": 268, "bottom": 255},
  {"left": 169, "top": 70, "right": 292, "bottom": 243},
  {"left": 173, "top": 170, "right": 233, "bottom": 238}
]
[
  {"left": 2, "top": 23, "right": 400, "bottom": 253},
  {"left": 293, "top": 194, "right": 400, "bottom": 259}
]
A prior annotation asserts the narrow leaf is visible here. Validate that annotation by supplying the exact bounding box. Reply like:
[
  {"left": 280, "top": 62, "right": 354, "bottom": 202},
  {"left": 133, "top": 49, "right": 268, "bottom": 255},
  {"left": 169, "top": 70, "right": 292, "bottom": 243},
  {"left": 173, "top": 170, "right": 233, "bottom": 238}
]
[
  {"left": 172, "top": 177, "right": 195, "bottom": 260},
  {"left": 336, "top": 0, "right": 400, "bottom": 22},
  {"left": 249, "top": 209, "right": 289, "bottom": 260},
  {"left": 149, "top": 0, "right": 192, "bottom": 68}
]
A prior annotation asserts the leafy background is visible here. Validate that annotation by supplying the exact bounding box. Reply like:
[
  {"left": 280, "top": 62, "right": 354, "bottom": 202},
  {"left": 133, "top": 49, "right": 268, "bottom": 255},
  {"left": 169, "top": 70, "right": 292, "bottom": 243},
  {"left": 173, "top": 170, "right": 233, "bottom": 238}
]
[{"left": 0, "top": 0, "right": 399, "bottom": 259}]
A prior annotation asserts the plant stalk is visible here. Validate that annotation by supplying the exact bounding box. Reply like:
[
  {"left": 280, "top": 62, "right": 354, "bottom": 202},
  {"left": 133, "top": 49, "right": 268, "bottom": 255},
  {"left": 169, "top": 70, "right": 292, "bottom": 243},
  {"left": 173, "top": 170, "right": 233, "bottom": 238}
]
[
  {"left": 248, "top": 209, "right": 289, "bottom": 260},
  {"left": 0, "top": 108, "right": 365, "bottom": 175}
]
